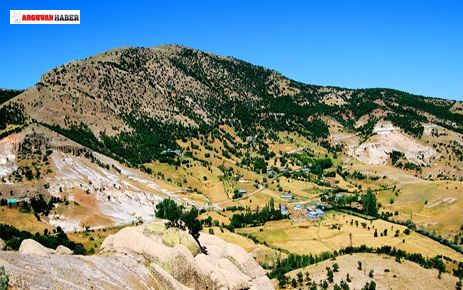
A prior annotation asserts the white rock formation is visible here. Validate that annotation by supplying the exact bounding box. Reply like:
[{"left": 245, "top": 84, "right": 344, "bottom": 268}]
[
  {"left": 1, "top": 221, "right": 273, "bottom": 289},
  {"left": 18, "top": 239, "right": 54, "bottom": 257},
  {"left": 55, "top": 245, "right": 73, "bottom": 255}
]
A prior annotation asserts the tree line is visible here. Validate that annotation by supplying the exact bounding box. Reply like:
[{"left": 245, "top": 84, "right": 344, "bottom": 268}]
[
  {"left": 227, "top": 198, "right": 287, "bottom": 230},
  {"left": 269, "top": 244, "right": 448, "bottom": 280},
  {"left": 0, "top": 224, "right": 86, "bottom": 254}
]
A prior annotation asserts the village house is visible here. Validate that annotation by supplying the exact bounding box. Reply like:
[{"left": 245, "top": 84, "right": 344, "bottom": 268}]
[
  {"left": 160, "top": 149, "right": 182, "bottom": 155},
  {"left": 7, "top": 198, "right": 18, "bottom": 205},
  {"left": 281, "top": 194, "right": 295, "bottom": 200},
  {"left": 307, "top": 211, "right": 318, "bottom": 219},
  {"left": 281, "top": 205, "right": 288, "bottom": 215},
  {"left": 306, "top": 208, "right": 325, "bottom": 219}
]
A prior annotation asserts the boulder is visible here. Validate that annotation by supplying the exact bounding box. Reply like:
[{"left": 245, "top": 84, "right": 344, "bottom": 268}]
[
  {"left": 167, "top": 244, "right": 207, "bottom": 289},
  {"left": 198, "top": 233, "right": 228, "bottom": 258},
  {"left": 100, "top": 225, "right": 171, "bottom": 261},
  {"left": 195, "top": 254, "right": 252, "bottom": 290},
  {"left": 0, "top": 222, "right": 274, "bottom": 289},
  {"left": 225, "top": 243, "right": 266, "bottom": 279},
  {"left": 19, "top": 239, "right": 54, "bottom": 257},
  {"left": 0, "top": 238, "right": 5, "bottom": 250},
  {"left": 199, "top": 233, "right": 265, "bottom": 279},
  {"left": 55, "top": 245, "right": 73, "bottom": 255},
  {"left": 143, "top": 221, "right": 167, "bottom": 236}
]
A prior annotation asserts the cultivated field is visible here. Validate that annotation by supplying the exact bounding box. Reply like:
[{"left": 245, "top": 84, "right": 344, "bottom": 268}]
[{"left": 237, "top": 211, "right": 463, "bottom": 262}]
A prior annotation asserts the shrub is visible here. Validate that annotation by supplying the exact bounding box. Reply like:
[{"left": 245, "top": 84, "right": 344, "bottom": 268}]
[{"left": 0, "top": 266, "right": 8, "bottom": 290}]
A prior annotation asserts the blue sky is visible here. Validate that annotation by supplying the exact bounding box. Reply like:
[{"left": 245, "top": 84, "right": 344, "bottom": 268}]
[{"left": 1, "top": 1, "right": 462, "bottom": 100}]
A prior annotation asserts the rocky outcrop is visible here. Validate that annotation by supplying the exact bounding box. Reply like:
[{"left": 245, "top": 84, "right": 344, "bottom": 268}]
[
  {"left": 15, "top": 239, "right": 74, "bottom": 257},
  {"left": 100, "top": 220, "right": 272, "bottom": 289},
  {"left": 0, "top": 250, "right": 153, "bottom": 289},
  {"left": 197, "top": 234, "right": 268, "bottom": 288},
  {"left": 1, "top": 221, "right": 273, "bottom": 289},
  {"left": 18, "top": 239, "right": 54, "bottom": 257}
]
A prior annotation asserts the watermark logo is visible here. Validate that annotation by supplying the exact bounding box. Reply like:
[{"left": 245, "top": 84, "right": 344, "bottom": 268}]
[{"left": 10, "top": 10, "right": 80, "bottom": 24}]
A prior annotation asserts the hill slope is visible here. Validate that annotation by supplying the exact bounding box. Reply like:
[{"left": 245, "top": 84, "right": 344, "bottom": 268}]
[
  {"left": 285, "top": 253, "right": 457, "bottom": 290},
  {"left": 3, "top": 45, "right": 462, "bottom": 166}
]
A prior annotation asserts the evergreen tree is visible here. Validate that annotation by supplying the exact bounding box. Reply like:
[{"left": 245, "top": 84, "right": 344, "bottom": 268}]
[
  {"left": 327, "top": 268, "right": 334, "bottom": 283},
  {"left": 362, "top": 188, "right": 378, "bottom": 216},
  {"left": 291, "top": 278, "right": 297, "bottom": 288},
  {"left": 277, "top": 274, "right": 288, "bottom": 288},
  {"left": 297, "top": 271, "right": 303, "bottom": 285},
  {"left": 155, "top": 199, "right": 206, "bottom": 253}
]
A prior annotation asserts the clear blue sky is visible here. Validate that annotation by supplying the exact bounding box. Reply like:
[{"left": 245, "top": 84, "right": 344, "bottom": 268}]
[{"left": 1, "top": 1, "right": 462, "bottom": 100}]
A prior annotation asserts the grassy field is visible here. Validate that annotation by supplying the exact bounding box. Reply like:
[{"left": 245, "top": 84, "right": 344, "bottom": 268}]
[
  {"left": 0, "top": 206, "right": 53, "bottom": 233},
  {"left": 283, "top": 253, "right": 458, "bottom": 290},
  {"left": 378, "top": 180, "right": 463, "bottom": 238},
  {"left": 218, "top": 188, "right": 286, "bottom": 209},
  {"left": 237, "top": 211, "right": 463, "bottom": 262},
  {"left": 199, "top": 210, "right": 230, "bottom": 225}
]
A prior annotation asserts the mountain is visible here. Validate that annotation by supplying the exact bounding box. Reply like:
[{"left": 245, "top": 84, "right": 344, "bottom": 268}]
[
  {"left": 3, "top": 45, "right": 462, "bottom": 166},
  {"left": 1, "top": 45, "right": 463, "bottom": 229},
  {"left": 0, "top": 89, "right": 23, "bottom": 106},
  {"left": 1, "top": 45, "right": 463, "bottom": 290}
]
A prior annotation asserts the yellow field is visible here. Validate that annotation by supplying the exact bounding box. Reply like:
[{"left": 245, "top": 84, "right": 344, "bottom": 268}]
[
  {"left": 199, "top": 210, "right": 230, "bottom": 225},
  {"left": 0, "top": 207, "right": 53, "bottom": 233},
  {"left": 274, "top": 176, "right": 328, "bottom": 198},
  {"left": 284, "top": 253, "right": 458, "bottom": 290},
  {"left": 219, "top": 188, "right": 286, "bottom": 209},
  {"left": 378, "top": 180, "right": 463, "bottom": 236},
  {"left": 237, "top": 211, "right": 463, "bottom": 262},
  {"left": 146, "top": 160, "right": 228, "bottom": 203}
]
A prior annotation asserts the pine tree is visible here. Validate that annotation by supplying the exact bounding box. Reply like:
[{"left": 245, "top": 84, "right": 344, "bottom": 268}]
[{"left": 362, "top": 188, "right": 378, "bottom": 216}]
